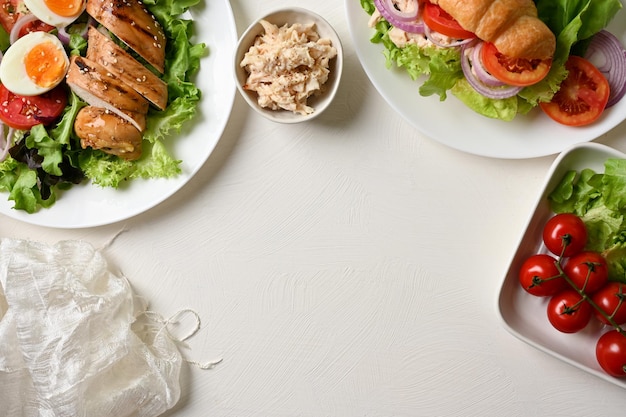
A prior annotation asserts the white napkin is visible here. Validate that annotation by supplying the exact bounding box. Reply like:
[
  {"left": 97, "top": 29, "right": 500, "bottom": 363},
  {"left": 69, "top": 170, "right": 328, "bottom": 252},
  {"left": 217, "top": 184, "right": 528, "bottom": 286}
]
[{"left": 0, "top": 238, "right": 182, "bottom": 417}]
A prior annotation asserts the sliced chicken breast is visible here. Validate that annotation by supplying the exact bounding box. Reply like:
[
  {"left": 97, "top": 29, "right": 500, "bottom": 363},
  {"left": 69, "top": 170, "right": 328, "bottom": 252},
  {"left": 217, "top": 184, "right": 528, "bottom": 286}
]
[
  {"left": 75, "top": 106, "right": 143, "bottom": 160},
  {"left": 66, "top": 55, "right": 148, "bottom": 131},
  {"left": 86, "top": 27, "right": 168, "bottom": 110},
  {"left": 86, "top": 0, "right": 166, "bottom": 73}
]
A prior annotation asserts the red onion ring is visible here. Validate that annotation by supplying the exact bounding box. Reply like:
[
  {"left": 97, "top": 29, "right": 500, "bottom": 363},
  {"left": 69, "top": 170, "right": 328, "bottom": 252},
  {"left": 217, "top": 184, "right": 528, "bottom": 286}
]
[
  {"left": 57, "top": 16, "right": 96, "bottom": 44},
  {"left": 57, "top": 26, "right": 71, "bottom": 44},
  {"left": 0, "top": 123, "right": 9, "bottom": 163},
  {"left": 460, "top": 41, "right": 522, "bottom": 99},
  {"left": 585, "top": 30, "right": 626, "bottom": 108},
  {"left": 9, "top": 13, "right": 40, "bottom": 44},
  {"left": 424, "top": 24, "right": 474, "bottom": 48},
  {"left": 374, "top": 0, "right": 425, "bottom": 34},
  {"left": 470, "top": 42, "right": 505, "bottom": 87},
  {"left": 381, "top": 0, "right": 418, "bottom": 22}
]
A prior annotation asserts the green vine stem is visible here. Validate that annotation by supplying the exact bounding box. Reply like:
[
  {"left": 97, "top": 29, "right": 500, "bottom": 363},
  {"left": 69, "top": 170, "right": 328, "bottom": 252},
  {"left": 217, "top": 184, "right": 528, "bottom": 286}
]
[{"left": 553, "top": 259, "right": 626, "bottom": 338}]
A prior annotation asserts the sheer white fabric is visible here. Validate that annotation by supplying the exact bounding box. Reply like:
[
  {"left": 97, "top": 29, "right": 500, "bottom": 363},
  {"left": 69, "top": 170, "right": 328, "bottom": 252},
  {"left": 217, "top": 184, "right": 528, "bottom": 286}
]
[{"left": 0, "top": 239, "right": 182, "bottom": 417}]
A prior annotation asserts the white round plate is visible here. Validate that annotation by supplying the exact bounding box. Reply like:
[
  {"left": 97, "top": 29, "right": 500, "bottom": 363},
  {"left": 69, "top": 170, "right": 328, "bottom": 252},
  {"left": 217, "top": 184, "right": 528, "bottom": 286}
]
[
  {"left": 345, "top": 0, "right": 626, "bottom": 159},
  {"left": 0, "top": 0, "right": 237, "bottom": 228}
]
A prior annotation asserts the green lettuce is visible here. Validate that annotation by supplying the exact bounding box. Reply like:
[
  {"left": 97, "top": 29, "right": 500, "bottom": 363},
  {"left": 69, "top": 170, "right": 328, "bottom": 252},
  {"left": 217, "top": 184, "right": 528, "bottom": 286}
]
[
  {"left": 536, "top": 0, "right": 623, "bottom": 65},
  {"left": 548, "top": 159, "right": 626, "bottom": 283},
  {"left": 360, "top": 0, "right": 623, "bottom": 120}
]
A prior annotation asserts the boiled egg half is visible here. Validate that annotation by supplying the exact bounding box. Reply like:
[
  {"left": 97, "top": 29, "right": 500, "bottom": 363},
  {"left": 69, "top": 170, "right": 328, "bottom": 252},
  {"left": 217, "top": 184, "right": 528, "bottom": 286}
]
[
  {"left": 0, "top": 31, "right": 69, "bottom": 96},
  {"left": 23, "top": 0, "right": 86, "bottom": 27}
]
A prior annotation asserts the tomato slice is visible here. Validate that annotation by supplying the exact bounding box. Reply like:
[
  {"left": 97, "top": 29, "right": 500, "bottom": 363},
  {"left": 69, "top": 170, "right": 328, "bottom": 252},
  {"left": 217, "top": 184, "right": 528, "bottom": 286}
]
[
  {"left": 18, "top": 19, "right": 56, "bottom": 38},
  {"left": 0, "top": 0, "right": 19, "bottom": 33},
  {"left": 540, "top": 55, "right": 610, "bottom": 127},
  {"left": 480, "top": 42, "right": 552, "bottom": 87},
  {"left": 0, "top": 84, "right": 68, "bottom": 130},
  {"left": 422, "top": 2, "right": 475, "bottom": 39}
]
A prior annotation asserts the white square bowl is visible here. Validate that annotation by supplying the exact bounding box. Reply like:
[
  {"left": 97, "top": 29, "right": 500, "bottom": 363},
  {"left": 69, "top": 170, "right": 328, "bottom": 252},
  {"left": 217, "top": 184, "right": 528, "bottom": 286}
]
[{"left": 498, "top": 142, "right": 626, "bottom": 388}]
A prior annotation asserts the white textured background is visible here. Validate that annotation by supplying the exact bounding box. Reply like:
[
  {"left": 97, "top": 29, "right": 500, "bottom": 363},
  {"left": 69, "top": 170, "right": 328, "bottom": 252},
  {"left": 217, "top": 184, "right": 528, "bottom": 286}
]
[{"left": 3, "top": 0, "right": 626, "bottom": 416}]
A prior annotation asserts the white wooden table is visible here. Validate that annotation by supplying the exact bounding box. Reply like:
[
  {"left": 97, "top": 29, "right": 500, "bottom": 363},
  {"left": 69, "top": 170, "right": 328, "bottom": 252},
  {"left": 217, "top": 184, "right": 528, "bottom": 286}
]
[{"left": 3, "top": 0, "right": 626, "bottom": 415}]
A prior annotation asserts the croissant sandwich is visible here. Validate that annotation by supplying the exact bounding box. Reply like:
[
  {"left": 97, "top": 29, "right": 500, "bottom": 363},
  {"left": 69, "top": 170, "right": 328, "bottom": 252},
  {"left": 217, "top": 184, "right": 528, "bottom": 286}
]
[{"left": 430, "top": 0, "right": 556, "bottom": 59}]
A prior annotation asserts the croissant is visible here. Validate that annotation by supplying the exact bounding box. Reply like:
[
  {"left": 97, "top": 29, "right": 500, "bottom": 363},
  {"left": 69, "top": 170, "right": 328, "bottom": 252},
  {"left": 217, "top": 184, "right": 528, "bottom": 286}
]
[{"left": 429, "top": 0, "right": 556, "bottom": 59}]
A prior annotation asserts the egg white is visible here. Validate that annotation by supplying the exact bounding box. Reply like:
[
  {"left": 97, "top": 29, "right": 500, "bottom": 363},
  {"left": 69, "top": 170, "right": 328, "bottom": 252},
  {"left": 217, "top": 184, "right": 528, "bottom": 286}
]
[
  {"left": 23, "top": 0, "right": 86, "bottom": 27},
  {"left": 0, "top": 31, "right": 69, "bottom": 96}
]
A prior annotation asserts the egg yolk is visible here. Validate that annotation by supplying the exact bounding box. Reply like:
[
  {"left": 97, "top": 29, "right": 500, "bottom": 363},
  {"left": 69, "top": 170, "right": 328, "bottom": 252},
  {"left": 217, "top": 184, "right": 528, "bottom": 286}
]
[
  {"left": 44, "top": 0, "right": 84, "bottom": 17},
  {"left": 24, "top": 41, "right": 68, "bottom": 88}
]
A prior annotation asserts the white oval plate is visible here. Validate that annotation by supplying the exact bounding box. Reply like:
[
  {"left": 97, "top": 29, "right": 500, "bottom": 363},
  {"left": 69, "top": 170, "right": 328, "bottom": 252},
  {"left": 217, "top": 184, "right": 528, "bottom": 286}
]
[
  {"left": 498, "top": 142, "right": 626, "bottom": 388},
  {"left": 0, "top": 0, "right": 237, "bottom": 228},
  {"left": 345, "top": 0, "right": 626, "bottom": 159}
]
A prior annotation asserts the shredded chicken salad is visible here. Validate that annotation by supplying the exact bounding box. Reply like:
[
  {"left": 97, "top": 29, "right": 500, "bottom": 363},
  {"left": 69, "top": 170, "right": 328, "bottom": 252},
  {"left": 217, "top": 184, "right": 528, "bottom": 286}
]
[{"left": 240, "top": 20, "right": 337, "bottom": 115}]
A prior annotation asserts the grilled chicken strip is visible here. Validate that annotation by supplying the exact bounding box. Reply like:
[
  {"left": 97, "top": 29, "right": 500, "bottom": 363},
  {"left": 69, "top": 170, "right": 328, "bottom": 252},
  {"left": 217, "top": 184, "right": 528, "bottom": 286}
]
[
  {"left": 86, "top": 0, "right": 166, "bottom": 73},
  {"left": 75, "top": 106, "right": 143, "bottom": 160},
  {"left": 66, "top": 55, "right": 148, "bottom": 131},
  {"left": 86, "top": 27, "right": 168, "bottom": 110}
]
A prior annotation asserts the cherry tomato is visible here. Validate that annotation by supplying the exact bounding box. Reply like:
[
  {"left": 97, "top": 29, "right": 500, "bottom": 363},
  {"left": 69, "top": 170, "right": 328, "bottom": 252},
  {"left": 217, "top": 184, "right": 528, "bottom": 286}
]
[
  {"left": 563, "top": 251, "right": 608, "bottom": 294},
  {"left": 0, "top": 84, "right": 68, "bottom": 130},
  {"left": 592, "top": 282, "right": 626, "bottom": 325},
  {"left": 481, "top": 41, "right": 552, "bottom": 87},
  {"left": 0, "top": 0, "right": 18, "bottom": 33},
  {"left": 519, "top": 254, "right": 566, "bottom": 297},
  {"left": 596, "top": 330, "right": 626, "bottom": 377},
  {"left": 422, "top": 2, "right": 475, "bottom": 39},
  {"left": 542, "top": 213, "right": 587, "bottom": 257},
  {"left": 547, "top": 289, "right": 592, "bottom": 333},
  {"left": 540, "top": 55, "right": 610, "bottom": 127}
]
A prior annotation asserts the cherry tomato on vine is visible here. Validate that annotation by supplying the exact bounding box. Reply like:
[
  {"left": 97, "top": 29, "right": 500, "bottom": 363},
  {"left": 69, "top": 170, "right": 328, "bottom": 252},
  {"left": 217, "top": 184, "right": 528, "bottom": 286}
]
[
  {"left": 547, "top": 289, "right": 592, "bottom": 333},
  {"left": 563, "top": 251, "right": 608, "bottom": 294},
  {"left": 422, "top": 2, "right": 475, "bottom": 39},
  {"left": 592, "top": 282, "right": 626, "bottom": 325},
  {"left": 596, "top": 330, "right": 626, "bottom": 378},
  {"left": 540, "top": 55, "right": 610, "bottom": 127},
  {"left": 542, "top": 213, "right": 587, "bottom": 257},
  {"left": 481, "top": 41, "right": 552, "bottom": 87},
  {"left": 519, "top": 254, "right": 566, "bottom": 297}
]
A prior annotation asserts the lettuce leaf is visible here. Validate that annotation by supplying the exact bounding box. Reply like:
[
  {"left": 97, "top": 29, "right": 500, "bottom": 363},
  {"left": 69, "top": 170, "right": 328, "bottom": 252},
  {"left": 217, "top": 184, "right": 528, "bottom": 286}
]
[
  {"left": 548, "top": 159, "right": 626, "bottom": 283},
  {"left": 536, "top": 0, "right": 623, "bottom": 64}
]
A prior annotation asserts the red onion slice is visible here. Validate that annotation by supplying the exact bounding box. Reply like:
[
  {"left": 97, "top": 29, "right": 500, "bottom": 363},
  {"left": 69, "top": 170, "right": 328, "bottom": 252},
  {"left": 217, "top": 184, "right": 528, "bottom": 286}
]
[
  {"left": 381, "top": 0, "right": 418, "bottom": 22},
  {"left": 374, "top": 0, "right": 425, "bottom": 34},
  {"left": 0, "top": 123, "right": 9, "bottom": 163},
  {"left": 58, "top": 16, "right": 95, "bottom": 45},
  {"left": 585, "top": 30, "right": 626, "bottom": 108},
  {"left": 470, "top": 42, "right": 505, "bottom": 87},
  {"left": 424, "top": 25, "right": 474, "bottom": 48},
  {"left": 9, "top": 13, "right": 40, "bottom": 44},
  {"left": 460, "top": 41, "right": 522, "bottom": 99}
]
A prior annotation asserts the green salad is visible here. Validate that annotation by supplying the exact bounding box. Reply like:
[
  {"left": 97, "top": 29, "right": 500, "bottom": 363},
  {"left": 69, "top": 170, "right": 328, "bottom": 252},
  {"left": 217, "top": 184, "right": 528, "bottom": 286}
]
[
  {"left": 360, "top": 0, "right": 622, "bottom": 121},
  {"left": 0, "top": 0, "right": 206, "bottom": 213}
]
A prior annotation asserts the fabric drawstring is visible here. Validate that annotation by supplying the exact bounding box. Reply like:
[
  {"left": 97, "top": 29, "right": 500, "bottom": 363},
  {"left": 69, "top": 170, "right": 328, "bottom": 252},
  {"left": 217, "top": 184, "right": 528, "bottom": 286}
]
[{"left": 141, "top": 309, "right": 223, "bottom": 370}]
